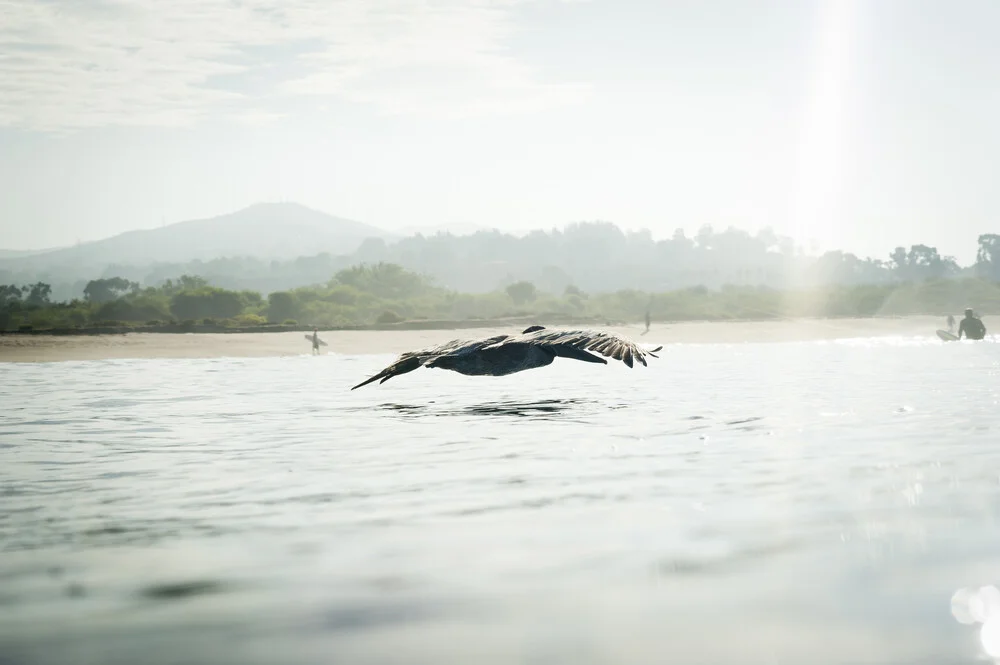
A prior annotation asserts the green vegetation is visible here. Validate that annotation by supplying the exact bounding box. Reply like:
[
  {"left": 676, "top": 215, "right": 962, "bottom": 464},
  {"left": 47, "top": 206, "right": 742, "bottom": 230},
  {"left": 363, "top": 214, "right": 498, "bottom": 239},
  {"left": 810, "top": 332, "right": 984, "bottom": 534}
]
[{"left": 4, "top": 262, "right": 1000, "bottom": 333}]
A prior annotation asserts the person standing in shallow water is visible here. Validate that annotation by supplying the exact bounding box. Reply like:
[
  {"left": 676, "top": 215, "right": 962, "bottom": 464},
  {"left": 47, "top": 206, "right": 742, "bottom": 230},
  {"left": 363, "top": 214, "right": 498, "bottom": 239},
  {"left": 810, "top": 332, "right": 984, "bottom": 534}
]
[
  {"left": 311, "top": 328, "right": 321, "bottom": 354},
  {"left": 642, "top": 309, "right": 651, "bottom": 335},
  {"left": 947, "top": 314, "right": 956, "bottom": 333},
  {"left": 958, "top": 309, "right": 987, "bottom": 340}
]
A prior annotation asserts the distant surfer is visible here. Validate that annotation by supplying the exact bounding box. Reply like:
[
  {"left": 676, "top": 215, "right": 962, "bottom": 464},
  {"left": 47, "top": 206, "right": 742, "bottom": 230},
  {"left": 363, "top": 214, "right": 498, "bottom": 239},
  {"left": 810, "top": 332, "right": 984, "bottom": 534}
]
[
  {"left": 642, "top": 309, "right": 651, "bottom": 336},
  {"left": 311, "top": 328, "right": 321, "bottom": 354},
  {"left": 957, "top": 309, "right": 987, "bottom": 341},
  {"left": 946, "top": 314, "right": 956, "bottom": 333}
]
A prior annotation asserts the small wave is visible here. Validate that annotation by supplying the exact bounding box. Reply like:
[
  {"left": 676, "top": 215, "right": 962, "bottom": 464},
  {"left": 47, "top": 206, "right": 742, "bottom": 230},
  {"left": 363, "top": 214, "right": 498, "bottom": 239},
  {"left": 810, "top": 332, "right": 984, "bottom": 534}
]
[
  {"left": 653, "top": 537, "right": 808, "bottom": 577},
  {"left": 140, "top": 580, "right": 230, "bottom": 601}
]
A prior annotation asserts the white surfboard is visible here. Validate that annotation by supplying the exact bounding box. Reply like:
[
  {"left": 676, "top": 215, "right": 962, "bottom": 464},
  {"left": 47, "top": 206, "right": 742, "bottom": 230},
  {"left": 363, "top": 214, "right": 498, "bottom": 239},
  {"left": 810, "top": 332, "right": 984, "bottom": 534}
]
[{"left": 936, "top": 329, "right": 959, "bottom": 342}]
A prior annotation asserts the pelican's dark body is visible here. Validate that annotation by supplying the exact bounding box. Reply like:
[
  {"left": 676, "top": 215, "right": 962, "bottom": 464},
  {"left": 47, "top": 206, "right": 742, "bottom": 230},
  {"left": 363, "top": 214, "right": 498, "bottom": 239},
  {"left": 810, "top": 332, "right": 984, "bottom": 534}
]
[
  {"left": 427, "top": 344, "right": 557, "bottom": 376},
  {"left": 351, "top": 325, "right": 661, "bottom": 390}
]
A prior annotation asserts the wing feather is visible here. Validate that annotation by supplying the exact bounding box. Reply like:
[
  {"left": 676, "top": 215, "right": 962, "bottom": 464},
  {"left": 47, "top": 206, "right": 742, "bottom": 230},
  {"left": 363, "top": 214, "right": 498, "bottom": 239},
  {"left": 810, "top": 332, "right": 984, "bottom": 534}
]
[{"left": 483, "top": 329, "right": 662, "bottom": 369}]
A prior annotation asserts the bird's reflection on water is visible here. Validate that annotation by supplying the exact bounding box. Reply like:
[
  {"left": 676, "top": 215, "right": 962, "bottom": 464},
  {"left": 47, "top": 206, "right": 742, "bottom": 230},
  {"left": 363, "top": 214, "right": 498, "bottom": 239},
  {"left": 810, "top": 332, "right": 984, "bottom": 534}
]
[
  {"left": 371, "top": 397, "right": 610, "bottom": 420},
  {"left": 366, "top": 401, "right": 768, "bottom": 431}
]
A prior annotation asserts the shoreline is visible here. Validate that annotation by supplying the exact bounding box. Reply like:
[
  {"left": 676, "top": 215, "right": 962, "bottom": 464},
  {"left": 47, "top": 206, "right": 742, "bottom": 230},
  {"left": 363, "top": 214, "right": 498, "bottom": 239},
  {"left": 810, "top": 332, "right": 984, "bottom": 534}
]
[
  {"left": 0, "top": 311, "right": 943, "bottom": 337},
  {"left": 0, "top": 315, "right": 955, "bottom": 363},
  {"left": 0, "top": 312, "right": 786, "bottom": 337}
]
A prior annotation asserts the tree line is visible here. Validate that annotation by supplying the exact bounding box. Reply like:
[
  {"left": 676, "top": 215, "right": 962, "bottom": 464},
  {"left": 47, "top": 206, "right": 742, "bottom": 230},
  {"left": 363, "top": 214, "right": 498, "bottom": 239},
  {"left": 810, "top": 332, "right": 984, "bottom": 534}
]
[
  {"left": 5, "top": 223, "right": 1000, "bottom": 303},
  {"left": 5, "top": 260, "right": 1000, "bottom": 332}
]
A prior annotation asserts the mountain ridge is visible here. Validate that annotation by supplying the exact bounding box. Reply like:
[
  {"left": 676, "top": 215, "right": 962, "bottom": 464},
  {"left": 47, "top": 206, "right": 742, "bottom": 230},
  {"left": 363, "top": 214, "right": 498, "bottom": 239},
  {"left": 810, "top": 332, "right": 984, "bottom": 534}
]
[{"left": 0, "top": 202, "right": 392, "bottom": 270}]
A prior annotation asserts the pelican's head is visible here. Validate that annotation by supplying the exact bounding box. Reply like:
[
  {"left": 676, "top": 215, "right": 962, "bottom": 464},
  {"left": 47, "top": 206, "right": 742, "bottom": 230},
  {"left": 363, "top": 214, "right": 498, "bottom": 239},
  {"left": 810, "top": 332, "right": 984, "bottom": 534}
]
[{"left": 522, "top": 325, "right": 546, "bottom": 334}]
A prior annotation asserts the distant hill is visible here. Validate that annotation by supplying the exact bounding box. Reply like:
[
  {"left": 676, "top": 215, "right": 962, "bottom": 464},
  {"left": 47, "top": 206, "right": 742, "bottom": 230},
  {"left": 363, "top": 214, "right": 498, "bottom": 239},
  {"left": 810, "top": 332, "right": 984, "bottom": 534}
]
[
  {"left": 0, "top": 202, "right": 392, "bottom": 272},
  {"left": 0, "top": 248, "right": 61, "bottom": 259}
]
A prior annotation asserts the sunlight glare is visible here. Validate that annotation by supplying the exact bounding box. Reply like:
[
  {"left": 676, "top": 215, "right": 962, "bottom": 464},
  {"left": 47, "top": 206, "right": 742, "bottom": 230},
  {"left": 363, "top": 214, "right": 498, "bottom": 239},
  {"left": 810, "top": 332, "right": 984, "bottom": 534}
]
[
  {"left": 971, "top": 586, "right": 1000, "bottom": 624},
  {"left": 790, "top": 0, "right": 862, "bottom": 251},
  {"left": 953, "top": 587, "right": 977, "bottom": 625},
  {"left": 983, "top": 616, "right": 1000, "bottom": 658}
]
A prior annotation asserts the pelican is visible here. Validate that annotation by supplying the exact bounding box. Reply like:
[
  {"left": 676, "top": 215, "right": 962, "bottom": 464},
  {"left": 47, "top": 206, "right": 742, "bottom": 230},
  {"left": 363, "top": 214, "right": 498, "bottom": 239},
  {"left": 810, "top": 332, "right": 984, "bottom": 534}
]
[{"left": 351, "top": 325, "right": 663, "bottom": 390}]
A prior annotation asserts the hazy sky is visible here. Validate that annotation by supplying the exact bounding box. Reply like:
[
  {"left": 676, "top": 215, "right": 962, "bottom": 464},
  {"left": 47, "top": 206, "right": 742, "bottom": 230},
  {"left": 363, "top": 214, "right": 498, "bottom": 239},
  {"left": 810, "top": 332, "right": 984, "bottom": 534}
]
[{"left": 2, "top": 0, "right": 1000, "bottom": 263}]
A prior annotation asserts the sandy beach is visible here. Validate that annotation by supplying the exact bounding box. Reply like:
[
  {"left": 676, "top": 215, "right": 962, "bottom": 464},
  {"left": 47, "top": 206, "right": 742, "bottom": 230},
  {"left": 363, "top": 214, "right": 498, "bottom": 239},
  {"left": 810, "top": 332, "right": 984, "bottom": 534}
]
[{"left": 0, "top": 316, "right": 954, "bottom": 363}]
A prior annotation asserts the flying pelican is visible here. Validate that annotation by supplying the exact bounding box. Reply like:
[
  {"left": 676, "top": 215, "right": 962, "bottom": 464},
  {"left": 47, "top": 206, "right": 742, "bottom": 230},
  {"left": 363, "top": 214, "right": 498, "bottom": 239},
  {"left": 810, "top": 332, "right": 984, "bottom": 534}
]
[{"left": 351, "top": 325, "right": 663, "bottom": 390}]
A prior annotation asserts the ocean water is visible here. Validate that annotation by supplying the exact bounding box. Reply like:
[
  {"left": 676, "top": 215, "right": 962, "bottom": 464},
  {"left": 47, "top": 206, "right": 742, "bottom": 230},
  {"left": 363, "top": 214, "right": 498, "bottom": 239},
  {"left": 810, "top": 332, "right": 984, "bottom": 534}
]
[{"left": 2, "top": 336, "right": 1000, "bottom": 665}]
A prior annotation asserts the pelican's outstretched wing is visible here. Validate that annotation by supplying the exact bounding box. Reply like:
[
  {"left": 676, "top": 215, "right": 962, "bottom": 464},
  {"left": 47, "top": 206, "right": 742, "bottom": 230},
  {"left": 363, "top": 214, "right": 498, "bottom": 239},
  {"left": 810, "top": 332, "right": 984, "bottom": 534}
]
[
  {"left": 350, "top": 334, "right": 510, "bottom": 390},
  {"left": 485, "top": 328, "right": 662, "bottom": 369}
]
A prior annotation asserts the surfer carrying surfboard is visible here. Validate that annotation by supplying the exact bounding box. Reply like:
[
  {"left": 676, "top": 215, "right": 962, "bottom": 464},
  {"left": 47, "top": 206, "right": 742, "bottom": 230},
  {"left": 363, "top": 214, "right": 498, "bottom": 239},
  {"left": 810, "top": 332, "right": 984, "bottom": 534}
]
[
  {"left": 957, "top": 309, "right": 987, "bottom": 341},
  {"left": 304, "top": 329, "right": 328, "bottom": 353}
]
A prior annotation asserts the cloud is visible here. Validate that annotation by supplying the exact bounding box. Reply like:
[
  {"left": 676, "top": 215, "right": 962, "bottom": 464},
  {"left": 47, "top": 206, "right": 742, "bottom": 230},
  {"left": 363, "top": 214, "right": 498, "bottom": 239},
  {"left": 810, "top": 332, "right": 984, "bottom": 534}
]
[{"left": 0, "top": 0, "right": 589, "bottom": 130}]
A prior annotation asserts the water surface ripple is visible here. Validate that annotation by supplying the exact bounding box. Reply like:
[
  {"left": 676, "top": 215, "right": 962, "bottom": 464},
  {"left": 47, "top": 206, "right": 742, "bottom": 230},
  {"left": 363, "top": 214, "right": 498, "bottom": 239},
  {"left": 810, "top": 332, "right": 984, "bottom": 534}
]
[{"left": 2, "top": 337, "right": 1000, "bottom": 664}]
